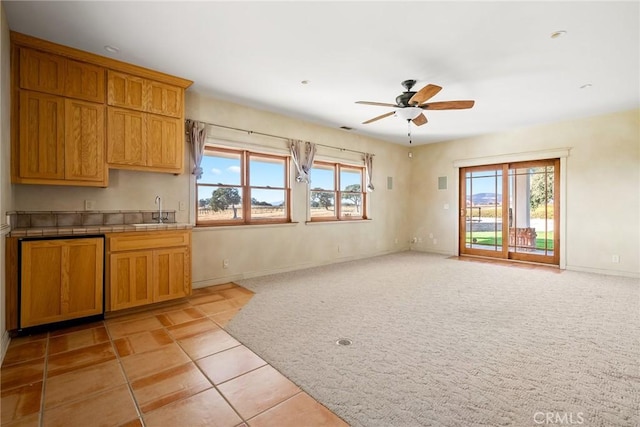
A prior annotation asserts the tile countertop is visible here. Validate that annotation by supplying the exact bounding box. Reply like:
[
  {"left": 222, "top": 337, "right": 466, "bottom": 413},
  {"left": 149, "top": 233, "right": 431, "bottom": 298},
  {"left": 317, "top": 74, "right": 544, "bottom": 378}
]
[{"left": 9, "top": 223, "right": 193, "bottom": 237}]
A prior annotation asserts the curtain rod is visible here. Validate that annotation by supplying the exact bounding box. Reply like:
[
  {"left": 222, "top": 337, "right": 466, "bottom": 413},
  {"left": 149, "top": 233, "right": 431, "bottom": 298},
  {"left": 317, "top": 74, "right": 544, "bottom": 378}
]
[{"left": 187, "top": 119, "right": 372, "bottom": 157}]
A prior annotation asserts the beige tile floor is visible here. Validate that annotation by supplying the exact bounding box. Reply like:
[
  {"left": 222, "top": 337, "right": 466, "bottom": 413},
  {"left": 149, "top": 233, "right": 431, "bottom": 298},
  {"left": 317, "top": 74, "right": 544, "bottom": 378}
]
[{"left": 1, "top": 283, "right": 348, "bottom": 427}]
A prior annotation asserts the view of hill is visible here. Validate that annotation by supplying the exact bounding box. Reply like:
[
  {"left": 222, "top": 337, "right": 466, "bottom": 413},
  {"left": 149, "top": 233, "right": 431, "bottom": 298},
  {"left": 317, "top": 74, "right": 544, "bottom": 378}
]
[{"left": 467, "top": 193, "right": 502, "bottom": 205}]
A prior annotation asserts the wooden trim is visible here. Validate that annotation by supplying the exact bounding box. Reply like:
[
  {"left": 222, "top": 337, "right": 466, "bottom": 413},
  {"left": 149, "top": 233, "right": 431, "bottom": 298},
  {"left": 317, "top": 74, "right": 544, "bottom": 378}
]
[
  {"left": 107, "top": 230, "right": 191, "bottom": 252},
  {"left": 10, "top": 44, "right": 20, "bottom": 182},
  {"left": 11, "top": 31, "right": 193, "bottom": 89},
  {"left": 5, "top": 237, "right": 19, "bottom": 331},
  {"left": 453, "top": 148, "right": 570, "bottom": 168},
  {"left": 459, "top": 159, "right": 560, "bottom": 265},
  {"left": 197, "top": 148, "right": 293, "bottom": 225}
]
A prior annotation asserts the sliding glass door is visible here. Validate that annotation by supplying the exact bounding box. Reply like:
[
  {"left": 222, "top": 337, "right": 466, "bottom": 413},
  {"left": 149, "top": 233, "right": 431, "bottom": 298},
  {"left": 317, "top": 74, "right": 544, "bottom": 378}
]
[{"left": 459, "top": 159, "right": 559, "bottom": 265}]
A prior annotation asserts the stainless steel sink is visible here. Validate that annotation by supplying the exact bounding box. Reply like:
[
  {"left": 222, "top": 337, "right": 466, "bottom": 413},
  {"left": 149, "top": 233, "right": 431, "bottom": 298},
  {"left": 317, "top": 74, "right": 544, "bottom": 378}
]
[
  {"left": 127, "top": 223, "right": 187, "bottom": 229},
  {"left": 129, "top": 223, "right": 164, "bottom": 228}
]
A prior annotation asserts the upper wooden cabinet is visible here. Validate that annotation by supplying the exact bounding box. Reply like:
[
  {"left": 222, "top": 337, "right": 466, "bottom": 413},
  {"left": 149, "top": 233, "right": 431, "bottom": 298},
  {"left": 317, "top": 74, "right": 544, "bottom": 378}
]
[
  {"left": 20, "top": 48, "right": 106, "bottom": 103},
  {"left": 107, "top": 71, "right": 146, "bottom": 111},
  {"left": 107, "top": 107, "right": 183, "bottom": 173},
  {"left": 11, "top": 32, "right": 193, "bottom": 186},
  {"left": 64, "top": 99, "right": 106, "bottom": 183},
  {"left": 106, "top": 70, "right": 184, "bottom": 172},
  {"left": 18, "top": 91, "right": 65, "bottom": 180},
  {"left": 65, "top": 59, "right": 106, "bottom": 103},
  {"left": 107, "top": 71, "right": 182, "bottom": 119},
  {"left": 147, "top": 80, "right": 182, "bottom": 118},
  {"left": 17, "top": 91, "right": 107, "bottom": 186},
  {"left": 19, "top": 48, "right": 65, "bottom": 95}
]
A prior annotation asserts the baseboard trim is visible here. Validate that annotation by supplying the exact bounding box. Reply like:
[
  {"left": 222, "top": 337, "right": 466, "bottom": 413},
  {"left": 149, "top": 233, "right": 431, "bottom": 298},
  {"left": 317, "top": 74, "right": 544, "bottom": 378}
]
[
  {"left": 565, "top": 264, "right": 639, "bottom": 279},
  {"left": 192, "top": 249, "right": 405, "bottom": 289}
]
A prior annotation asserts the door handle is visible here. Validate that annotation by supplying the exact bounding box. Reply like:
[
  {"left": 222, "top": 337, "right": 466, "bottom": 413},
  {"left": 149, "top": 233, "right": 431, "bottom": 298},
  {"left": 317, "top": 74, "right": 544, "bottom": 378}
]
[{"left": 460, "top": 209, "right": 465, "bottom": 217}]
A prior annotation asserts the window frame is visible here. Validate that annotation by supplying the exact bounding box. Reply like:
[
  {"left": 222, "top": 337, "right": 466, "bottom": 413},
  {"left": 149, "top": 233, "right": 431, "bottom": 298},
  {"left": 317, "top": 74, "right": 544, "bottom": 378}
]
[
  {"left": 196, "top": 146, "right": 291, "bottom": 227},
  {"left": 309, "top": 161, "right": 368, "bottom": 222}
]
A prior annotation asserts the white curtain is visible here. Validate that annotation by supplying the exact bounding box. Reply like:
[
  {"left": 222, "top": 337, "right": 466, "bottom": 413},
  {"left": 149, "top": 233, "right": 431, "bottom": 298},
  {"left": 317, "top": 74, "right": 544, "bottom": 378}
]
[
  {"left": 186, "top": 119, "right": 207, "bottom": 179},
  {"left": 364, "top": 153, "right": 374, "bottom": 191},
  {"left": 290, "top": 140, "right": 316, "bottom": 183}
]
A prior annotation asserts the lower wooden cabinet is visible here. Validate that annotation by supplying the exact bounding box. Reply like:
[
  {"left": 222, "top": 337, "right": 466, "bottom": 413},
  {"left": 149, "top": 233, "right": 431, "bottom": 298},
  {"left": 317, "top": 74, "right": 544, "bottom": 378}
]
[
  {"left": 109, "top": 250, "right": 153, "bottom": 310},
  {"left": 107, "top": 230, "right": 191, "bottom": 311},
  {"left": 20, "top": 237, "right": 104, "bottom": 328}
]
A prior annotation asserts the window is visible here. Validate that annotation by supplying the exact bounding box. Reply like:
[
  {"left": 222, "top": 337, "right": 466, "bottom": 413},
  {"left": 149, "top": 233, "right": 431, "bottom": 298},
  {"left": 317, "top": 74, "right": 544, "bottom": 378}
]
[
  {"left": 309, "top": 161, "right": 367, "bottom": 221},
  {"left": 197, "top": 147, "right": 290, "bottom": 225}
]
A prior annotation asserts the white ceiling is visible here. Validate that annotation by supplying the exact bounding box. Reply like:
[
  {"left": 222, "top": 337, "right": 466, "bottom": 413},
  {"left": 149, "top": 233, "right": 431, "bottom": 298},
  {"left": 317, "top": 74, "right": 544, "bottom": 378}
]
[{"left": 4, "top": 1, "right": 639, "bottom": 145}]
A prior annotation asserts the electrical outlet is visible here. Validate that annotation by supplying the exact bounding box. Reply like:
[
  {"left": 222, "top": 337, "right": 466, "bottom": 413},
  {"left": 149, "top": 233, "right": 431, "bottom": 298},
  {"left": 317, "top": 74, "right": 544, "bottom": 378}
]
[
  {"left": 223, "top": 259, "right": 229, "bottom": 269},
  {"left": 84, "top": 200, "right": 95, "bottom": 211},
  {"left": 433, "top": 238, "right": 438, "bottom": 245},
  {"left": 179, "top": 201, "right": 186, "bottom": 211},
  {"left": 612, "top": 255, "right": 620, "bottom": 263},
  {"left": 429, "top": 233, "right": 434, "bottom": 239}
]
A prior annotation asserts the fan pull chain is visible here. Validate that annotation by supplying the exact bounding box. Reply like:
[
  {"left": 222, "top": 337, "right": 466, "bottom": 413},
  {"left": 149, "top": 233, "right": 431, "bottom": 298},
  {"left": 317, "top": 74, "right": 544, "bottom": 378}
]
[{"left": 407, "top": 119, "right": 412, "bottom": 144}]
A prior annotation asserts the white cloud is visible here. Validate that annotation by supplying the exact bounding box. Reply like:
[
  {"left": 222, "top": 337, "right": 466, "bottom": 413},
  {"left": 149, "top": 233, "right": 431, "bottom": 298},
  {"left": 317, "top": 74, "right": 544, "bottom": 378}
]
[
  {"left": 211, "top": 168, "right": 222, "bottom": 175},
  {"left": 228, "top": 166, "right": 241, "bottom": 174}
]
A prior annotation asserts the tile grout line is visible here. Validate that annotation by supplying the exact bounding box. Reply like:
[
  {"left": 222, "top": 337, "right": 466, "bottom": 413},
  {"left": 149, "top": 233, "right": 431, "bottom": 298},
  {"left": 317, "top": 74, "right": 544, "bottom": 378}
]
[
  {"left": 103, "top": 319, "right": 147, "bottom": 427},
  {"left": 183, "top": 297, "right": 255, "bottom": 423},
  {"left": 38, "top": 332, "right": 50, "bottom": 427},
  {"left": 159, "top": 311, "right": 249, "bottom": 424},
  {"left": 245, "top": 390, "right": 305, "bottom": 424}
]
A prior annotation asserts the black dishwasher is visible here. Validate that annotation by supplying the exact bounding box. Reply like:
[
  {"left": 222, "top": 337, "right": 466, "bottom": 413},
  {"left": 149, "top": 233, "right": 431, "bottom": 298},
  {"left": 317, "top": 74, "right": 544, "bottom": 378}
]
[{"left": 18, "top": 234, "right": 105, "bottom": 333}]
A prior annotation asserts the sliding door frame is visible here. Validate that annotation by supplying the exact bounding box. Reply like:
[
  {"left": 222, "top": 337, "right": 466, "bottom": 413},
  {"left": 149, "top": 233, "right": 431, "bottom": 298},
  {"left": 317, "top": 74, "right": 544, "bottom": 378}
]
[{"left": 453, "top": 148, "right": 569, "bottom": 269}]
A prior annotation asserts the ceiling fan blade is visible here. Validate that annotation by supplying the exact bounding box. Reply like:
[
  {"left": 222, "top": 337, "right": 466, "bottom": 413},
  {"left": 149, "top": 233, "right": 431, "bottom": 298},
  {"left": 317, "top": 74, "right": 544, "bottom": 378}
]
[
  {"left": 408, "top": 84, "right": 442, "bottom": 105},
  {"left": 412, "top": 113, "right": 428, "bottom": 126},
  {"left": 356, "top": 101, "right": 398, "bottom": 107},
  {"left": 420, "top": 100, "right": 475, "bottom": 110},
  {"left": 362, "top": 111, "right": 395, "bottom": 124}
]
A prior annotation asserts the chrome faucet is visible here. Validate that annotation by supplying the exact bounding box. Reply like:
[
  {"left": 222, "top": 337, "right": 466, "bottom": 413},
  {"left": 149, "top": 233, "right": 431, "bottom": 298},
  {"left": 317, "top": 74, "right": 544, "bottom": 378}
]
[{"left": 155, "top": 195, "right": 164, "bottom": 223}]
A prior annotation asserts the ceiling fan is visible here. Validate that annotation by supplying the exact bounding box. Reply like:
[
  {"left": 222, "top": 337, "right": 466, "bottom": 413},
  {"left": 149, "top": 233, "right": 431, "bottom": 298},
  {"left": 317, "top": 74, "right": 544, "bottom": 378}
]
[{"left": 356, "top": 79, "right": 475, "bottom": 127}]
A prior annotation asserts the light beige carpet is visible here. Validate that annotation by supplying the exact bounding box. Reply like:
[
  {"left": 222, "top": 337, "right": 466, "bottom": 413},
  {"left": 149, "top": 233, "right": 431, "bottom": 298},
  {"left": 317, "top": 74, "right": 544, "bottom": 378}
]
[{"left": 227, "top": 252, "right": 639, "bottom": 426}]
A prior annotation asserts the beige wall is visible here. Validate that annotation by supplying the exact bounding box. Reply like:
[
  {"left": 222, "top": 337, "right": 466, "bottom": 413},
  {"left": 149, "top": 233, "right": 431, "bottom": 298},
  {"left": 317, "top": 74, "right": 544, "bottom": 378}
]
[
  {"left": 12, "top": 90, "right": 413, "bottom": 288},
  {"left": 186, "top": 92, "right": 412, "bottom": 286},
  {"left": 1, "top": 0, "right": 13, "bottom": 360},
  {"left": 408, "top": 109, "right": 640, "bottom": 277},
  {"left": 2, "top": 28, "right": 638, "bottom": 359}
]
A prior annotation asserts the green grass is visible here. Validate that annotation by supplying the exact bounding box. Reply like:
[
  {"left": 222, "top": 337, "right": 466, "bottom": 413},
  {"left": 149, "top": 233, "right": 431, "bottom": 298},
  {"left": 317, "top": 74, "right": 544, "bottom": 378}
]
[
  {"left": 466, "top": 204, "right": 553, "bottom": 219},
  {"left": 466, "top": 231, "right": 554, "bottom": 250}
]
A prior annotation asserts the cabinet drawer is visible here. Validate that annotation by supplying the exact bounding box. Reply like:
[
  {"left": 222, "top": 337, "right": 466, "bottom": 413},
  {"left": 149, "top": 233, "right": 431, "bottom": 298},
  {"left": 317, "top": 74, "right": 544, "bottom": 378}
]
[{"left": 107, "top": 230, "right": 191, "bottom": 252}]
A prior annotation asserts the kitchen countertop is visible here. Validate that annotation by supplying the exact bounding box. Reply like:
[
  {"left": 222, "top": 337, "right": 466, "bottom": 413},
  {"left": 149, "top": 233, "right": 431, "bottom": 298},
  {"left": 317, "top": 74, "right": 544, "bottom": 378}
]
[{"left": 9, "top": 223, "right": 193, "bottom": 237}]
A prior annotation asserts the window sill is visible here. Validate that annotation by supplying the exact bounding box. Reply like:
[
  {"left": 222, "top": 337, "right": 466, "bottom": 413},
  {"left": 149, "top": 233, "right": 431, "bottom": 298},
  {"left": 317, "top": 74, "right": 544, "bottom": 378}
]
[
  {"left": 305, "top": 219, "right": 372, "bottom": 225},
  {"left": 194, "top": 221, "right": 299, "bottom": 231}
]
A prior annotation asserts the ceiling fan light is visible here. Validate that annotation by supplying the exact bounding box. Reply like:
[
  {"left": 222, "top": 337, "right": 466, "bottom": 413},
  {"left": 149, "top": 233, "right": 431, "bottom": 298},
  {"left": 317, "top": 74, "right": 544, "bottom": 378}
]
[{"left": 395, "top": 107, "right": 423, "bottom": 121}]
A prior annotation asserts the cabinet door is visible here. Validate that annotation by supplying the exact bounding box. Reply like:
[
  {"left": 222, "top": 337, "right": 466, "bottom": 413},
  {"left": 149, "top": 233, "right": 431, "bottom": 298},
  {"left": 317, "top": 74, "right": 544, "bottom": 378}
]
[
  {"left": 107, "top": 107, "right": 146, "bottom": 166},
  {"left": 20, "top": 238, "right": 104, "bottom": 328},
  {"left": 65, "top": 59, "right": 106, "bottom": 103},
  {"left": 19, "top": 91, "right": 65, "bottom": 179},
  {"left": 153, "top": 247, "right": 191, "bottom": 303},
  {"left": 19, "top": 48, "right": 65, "bottom": 95},
  {"left": 65, "top": 99, "right": 106, "bottom": 183},
  {"left": 107, "top": 71, "right": 145, "bottom": 111},
  {"left": 147, "top": 81, "right": 182, "bottom": 118},
  {"left": 147, "top": 114, "right": 183, "bottom": 171},
  {"left": 109, "top": 251, "right": 153, "bottom": 311}
]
